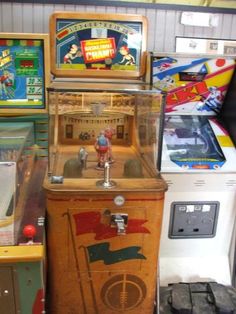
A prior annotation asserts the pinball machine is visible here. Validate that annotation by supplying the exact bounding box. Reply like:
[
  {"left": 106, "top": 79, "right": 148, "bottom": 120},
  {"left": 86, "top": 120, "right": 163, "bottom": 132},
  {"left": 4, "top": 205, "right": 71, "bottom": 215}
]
[
  {"left": 0, "top": 33, "right": 49, "bottom": 314},
  {"left": 43, "top": 12, "right": 167, "bottom": 314},
  {"left": 150, "top": 52, "right": 236, "bottom": 287}
]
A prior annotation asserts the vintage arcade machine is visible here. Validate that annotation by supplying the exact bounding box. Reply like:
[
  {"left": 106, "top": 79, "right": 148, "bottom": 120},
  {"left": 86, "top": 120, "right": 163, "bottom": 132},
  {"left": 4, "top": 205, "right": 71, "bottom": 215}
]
[
  {"left": 150, "top": 52, "right": 236, "bottom": 287},
  {"left": 43, "top": 12, "right": 167, "bottom": 314},
  {"left": 0, "top": 33, "right": 50, "bottom": 314}
]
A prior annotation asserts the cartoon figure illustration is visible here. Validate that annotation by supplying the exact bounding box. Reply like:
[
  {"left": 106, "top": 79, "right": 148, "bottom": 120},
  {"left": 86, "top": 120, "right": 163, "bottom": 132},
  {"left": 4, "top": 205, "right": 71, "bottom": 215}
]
[
  {"left": 119, "top": 46, "right": 135, "bottom": 65},
  {"left": 104, "top": 126, "right": 116, "bottom": 163},
  {"left": 94, "top": 131, "right": 109, "bottom": 170},
  {"left": 63, "top": 44, "right": 81, "bottom": 64},
  {"left": 198, "top": 86, "right": 223, "bottom": 113},
  {"left": 0, "top": 71, "right": 14, "bottom": 98}
]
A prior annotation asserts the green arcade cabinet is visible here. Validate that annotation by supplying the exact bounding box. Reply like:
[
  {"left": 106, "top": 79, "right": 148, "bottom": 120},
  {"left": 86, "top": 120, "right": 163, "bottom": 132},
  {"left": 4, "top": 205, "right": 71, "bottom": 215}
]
[{"left": 0, "top": 32, "right": 50, "bottom": 314}]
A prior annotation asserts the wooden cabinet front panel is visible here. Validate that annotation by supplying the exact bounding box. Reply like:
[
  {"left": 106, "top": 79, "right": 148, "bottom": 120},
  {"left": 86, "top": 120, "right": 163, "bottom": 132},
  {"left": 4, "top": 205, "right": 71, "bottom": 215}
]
[{"left": 46, "top": 190, "right": 164, "bottom": 314}]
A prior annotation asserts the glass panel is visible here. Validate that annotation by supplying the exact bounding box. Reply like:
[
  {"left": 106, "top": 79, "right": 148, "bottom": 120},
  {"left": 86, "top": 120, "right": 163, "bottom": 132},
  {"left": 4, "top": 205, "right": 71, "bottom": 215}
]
[
  {"left": 162, "top": 115, "right": 226, "bottom": 170},
  {"left": 0, "top": 38, "right": 46, "bottom": 110},
  {"left": 48, "top": 83, "right": 163, "bottom": 182},
  {"left": 0, "top": 122, "right": 34, "bottom": 162},
  {"left": 0, "top": 162, "right": 16, "bottom": 219},
  {"left": 0, "top": 122, "right": 35, "bottom": 235}
]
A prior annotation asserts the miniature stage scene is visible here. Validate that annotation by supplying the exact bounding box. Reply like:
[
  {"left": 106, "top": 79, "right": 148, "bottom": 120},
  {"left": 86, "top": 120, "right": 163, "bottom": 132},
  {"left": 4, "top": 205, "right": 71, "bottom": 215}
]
[
  {"left": 57, "top": 117, "right": 152, "bottom": 179},
  {"left": 48, "top": 84, "right": 162, "bottom": 183}
]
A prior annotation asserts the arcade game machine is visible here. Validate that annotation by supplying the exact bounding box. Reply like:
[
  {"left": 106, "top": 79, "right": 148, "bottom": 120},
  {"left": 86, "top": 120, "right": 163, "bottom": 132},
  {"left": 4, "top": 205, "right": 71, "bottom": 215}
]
[
  {"left": 150, "top": 53, "right": 236, "bottom": 288},
  {"left": 43, "top": 12, "right": 167, "bottom": 314},
  {"left": 0, "top": 33, "right": 50, "bottom": 314}
]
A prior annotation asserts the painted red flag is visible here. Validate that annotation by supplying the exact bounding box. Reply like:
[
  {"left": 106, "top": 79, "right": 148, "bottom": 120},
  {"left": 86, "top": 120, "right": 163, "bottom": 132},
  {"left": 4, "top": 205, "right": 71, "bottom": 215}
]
[{"left": 73, "top": 211, "right": 150, "bottom": 240}]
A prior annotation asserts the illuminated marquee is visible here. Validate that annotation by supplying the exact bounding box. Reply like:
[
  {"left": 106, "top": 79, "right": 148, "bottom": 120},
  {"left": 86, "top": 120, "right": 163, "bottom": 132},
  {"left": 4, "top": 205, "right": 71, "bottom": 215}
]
[
  {"left": 50, "top": 12, "right": 147, "bottom": 78},
  {"left": 81, "top": 38, "right": 116, "bottom": 63},
  {"left": 0, "top": 35, "right": 49, "bottom": 112}
]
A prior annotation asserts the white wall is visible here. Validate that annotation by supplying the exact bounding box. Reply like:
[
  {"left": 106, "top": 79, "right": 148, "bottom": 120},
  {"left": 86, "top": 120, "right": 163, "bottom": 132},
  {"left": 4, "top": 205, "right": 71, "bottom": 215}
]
[{"left": 1, "top": 2, "right": 236, "bottom": 52}]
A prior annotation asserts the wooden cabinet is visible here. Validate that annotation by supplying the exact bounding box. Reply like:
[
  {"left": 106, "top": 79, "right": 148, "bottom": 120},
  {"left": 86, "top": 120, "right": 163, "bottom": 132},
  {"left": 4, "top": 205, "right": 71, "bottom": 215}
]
[{"left": 44, "top": 82, "right": 167, "bottom": 313}]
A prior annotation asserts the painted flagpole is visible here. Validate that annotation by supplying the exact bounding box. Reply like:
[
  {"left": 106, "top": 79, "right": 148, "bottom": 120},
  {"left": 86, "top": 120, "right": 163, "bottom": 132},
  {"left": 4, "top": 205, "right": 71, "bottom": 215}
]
[
  {"left": 62, "top": 211, "right": 87, "bottom": 314},
  {"left": 79, "top": 245, "right": 99, "bottom": 314}
]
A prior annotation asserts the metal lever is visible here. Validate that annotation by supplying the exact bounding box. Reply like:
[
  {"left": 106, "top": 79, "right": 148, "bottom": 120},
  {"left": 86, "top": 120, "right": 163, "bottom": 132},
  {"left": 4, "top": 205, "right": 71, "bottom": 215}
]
[
  {"left": 110, "top": 213, "right": 128, "bottom": 235},
  {"left": 96, "top": 161, "right": 116, "bottom": 188},
  {"left": 104, "top": 161, "right": 112, "bottom": 187},
  {"left": 115, "top": 215, "right": 125, "bottom": 235}
]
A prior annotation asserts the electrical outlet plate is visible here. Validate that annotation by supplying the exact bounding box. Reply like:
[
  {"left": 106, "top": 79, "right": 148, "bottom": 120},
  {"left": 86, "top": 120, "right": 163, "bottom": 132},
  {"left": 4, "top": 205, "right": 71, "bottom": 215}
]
[{"left": 169, "top": 201, "right": 219, "bottom": 239}]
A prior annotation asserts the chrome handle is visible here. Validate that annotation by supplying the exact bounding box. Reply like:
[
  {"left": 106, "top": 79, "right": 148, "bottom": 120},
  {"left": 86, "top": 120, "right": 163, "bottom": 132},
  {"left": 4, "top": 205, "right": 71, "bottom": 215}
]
[{"left": 110, "top": 213, "right": 128, "bottom": 235}]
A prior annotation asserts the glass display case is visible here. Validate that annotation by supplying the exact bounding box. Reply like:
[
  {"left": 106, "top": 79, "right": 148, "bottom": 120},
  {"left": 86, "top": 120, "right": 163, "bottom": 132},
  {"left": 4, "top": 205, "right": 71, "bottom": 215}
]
[
  {"left": 46, "top": 81, "right": 164, "bottom": 186},
  {"left": 44, "top": 81, "right": 167, "bottom": 314},
  {"left": 0, "top": 122, "right": 35, "bottom": 245}
]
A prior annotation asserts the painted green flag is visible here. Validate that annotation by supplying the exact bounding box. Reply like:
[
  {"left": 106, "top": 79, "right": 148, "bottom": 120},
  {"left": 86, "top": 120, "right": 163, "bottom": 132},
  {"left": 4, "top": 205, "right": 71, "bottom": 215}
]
[{"left": 87, "top": 242, "right": 146, "bottom": 265}]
